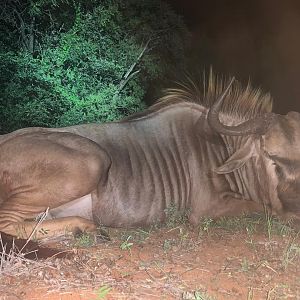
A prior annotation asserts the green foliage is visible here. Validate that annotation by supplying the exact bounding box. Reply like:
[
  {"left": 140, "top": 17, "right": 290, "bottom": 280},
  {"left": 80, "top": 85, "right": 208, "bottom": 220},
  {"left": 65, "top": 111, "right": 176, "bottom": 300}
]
[
  {"left": 92, "top": 285, "right": 111, "bottom": 300},
  {"left": 120, "top": 235, "right": 133, "bottom": 251},
  {"left": 182, "top": 290, "right": 216, "bottom": 300},
  {"left": 0, "top": 0, "right": 188, "bottom": 132},
  {"left": 164, "top": 204, "right": 189, "bottom": 228},
  {"left": 74, "top": 232, "right": 95, "bottom": 247},
  {"left": 281, "top": 237, "right": 300, "bottom": 269}
]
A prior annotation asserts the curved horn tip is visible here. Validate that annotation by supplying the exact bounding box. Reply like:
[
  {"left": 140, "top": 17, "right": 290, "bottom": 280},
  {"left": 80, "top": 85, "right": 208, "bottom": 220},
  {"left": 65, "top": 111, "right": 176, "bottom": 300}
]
[
  {"left": 224, "top": 76, "right": 235, "bottom": 95},
  {"left": 215, "top": 76, "right": 236, "bottom": 106}
]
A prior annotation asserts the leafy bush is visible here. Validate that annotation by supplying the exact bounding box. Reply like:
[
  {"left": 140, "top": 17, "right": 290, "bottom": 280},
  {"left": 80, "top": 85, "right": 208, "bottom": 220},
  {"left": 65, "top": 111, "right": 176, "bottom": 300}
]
[{"left": 0, "top": 0, "right": 189, "bottom": 133}]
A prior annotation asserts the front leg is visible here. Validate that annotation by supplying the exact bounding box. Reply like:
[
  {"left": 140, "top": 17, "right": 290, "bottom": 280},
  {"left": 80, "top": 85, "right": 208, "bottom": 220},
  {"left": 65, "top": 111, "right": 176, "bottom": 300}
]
[
  {"left": 1, "top": 217, "right": 97, "bottom": 240},
  {"left": 217, "top": 192, "right": 264, "bottom": 216},
  {"left": 189, "top": 192, "right": 263, "bottom": 226}
]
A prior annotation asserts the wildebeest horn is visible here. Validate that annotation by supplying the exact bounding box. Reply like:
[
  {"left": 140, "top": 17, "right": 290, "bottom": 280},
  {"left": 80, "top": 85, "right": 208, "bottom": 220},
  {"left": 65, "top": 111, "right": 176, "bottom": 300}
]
[{"left": 207, "top": 77, "right": 272, "bottom": 136}]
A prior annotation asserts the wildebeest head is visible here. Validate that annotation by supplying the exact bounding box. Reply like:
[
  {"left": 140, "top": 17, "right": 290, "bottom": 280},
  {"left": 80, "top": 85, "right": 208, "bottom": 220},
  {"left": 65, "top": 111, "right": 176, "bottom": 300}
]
[
  {"left": 208, "top": 80, "right": 300, "bottom": 221},
  {"left": 262, "top": 112, "right": 300, "bottom": 220}
]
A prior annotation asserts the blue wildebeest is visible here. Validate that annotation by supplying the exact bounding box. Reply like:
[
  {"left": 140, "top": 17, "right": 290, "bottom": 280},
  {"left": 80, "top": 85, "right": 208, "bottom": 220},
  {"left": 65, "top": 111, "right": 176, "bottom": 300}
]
[{"left": 0, "top": 74, "right": 299, "bottom": 240}]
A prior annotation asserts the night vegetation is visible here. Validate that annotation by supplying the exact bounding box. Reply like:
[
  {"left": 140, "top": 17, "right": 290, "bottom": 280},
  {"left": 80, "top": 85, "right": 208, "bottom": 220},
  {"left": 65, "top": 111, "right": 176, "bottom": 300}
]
[{"left": 0, "top": 0, "right": 189, "bottom": 133}]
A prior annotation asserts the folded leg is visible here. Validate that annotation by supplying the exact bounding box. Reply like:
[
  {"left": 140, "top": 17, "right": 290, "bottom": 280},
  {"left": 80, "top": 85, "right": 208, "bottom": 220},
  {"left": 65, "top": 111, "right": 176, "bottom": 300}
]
[{"left": 1, "top": 216, "right": 97, "bottom": 239}]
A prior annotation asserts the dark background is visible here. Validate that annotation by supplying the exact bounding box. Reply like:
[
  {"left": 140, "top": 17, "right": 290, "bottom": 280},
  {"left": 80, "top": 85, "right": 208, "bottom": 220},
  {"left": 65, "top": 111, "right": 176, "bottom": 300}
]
[{"left": 168, "top": 0, "right": 300, "bottom": 114}]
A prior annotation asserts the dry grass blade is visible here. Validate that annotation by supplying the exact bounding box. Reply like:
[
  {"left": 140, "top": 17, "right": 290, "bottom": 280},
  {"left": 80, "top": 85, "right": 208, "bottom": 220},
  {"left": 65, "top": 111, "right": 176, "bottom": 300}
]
[
  {"left": 0, "top": 208, "right": 56, "bottom": 276},
  {"left": 20, "top": 207, "right": 49, "bottom": 252},
  {"left": 0, "top": 233, "right": 51, "bottom": 276}
]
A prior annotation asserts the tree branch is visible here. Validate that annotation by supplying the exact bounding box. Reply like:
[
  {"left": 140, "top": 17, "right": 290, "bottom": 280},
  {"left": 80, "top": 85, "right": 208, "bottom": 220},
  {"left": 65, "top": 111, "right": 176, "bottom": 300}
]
[
  {"left": 113, "top": 39, "right": 151, "bottom": 100},
  {"left": 123, "top": 39, "right": 150, "bottom": 82},
  {"left": 28, "top": 16, "right": 35, "bottom": 54},
  {"left": 13, "top": 8, "right": 29, "bottom": 52}
]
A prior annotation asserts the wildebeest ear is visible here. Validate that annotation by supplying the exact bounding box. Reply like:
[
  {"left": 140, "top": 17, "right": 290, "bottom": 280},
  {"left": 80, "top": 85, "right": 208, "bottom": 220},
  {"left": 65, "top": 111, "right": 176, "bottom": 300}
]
[{"left": 215, "top": 138, "right": 259, "bottom": 174}]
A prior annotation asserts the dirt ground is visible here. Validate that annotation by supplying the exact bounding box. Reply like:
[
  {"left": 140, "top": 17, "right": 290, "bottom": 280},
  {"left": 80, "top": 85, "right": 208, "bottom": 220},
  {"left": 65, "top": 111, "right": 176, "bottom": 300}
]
[{"left": 1, "top": 215, "right": 300, "bottom": 300}]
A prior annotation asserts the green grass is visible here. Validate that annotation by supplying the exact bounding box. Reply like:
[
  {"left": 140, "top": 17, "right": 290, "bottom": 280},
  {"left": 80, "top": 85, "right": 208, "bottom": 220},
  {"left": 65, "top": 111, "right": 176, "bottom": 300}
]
[
  {"left": 197, "top": 214, "right": 261, "bottom": 237},
  {"left": 182, "top": 290, "right": 216, "bottom": 300},
  {"left": 118, "top": 228, "right": 152, "bottom": 245},
  {"left": 119, "top": 235, "right": 134, "bottom": 251},
  {"left": 240, "top": 258, "right": 252, "bottom": 272},
  {"left": 74, "top": 232, "right": 95, "bottom": 247},
  {"left": 281, "top": 235, "right": 300, "bottom": 269},
  {"left": 91, "top": 285, "right": 111, "bottom": 300},
  {"left": 164, "top": 204, "right": 189, "bottom": 228},
  {"left": 197, "top": 213, "right": 297, "bottom": 239}
]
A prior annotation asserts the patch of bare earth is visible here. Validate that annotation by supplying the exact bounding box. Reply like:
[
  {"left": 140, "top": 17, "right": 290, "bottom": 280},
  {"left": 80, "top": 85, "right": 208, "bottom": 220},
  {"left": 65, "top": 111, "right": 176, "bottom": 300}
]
[{"left": 1, "top": 216, "right": 300, "bottom": 300}]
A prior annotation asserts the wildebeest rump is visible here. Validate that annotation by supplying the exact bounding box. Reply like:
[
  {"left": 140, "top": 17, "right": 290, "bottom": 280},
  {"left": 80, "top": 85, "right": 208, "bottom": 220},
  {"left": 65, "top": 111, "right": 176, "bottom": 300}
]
[{"left": 0, "top": 74, "right": 299, "bottom": 239}]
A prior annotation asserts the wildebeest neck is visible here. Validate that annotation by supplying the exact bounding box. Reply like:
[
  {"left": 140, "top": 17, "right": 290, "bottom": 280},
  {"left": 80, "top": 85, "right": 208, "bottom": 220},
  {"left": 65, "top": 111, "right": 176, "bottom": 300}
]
[{"left": 220, "top": 134, "right": 272, "bottom": 207}]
